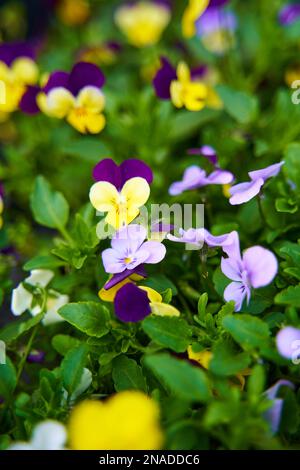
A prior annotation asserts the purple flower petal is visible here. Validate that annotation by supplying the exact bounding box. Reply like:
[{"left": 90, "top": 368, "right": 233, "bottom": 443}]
[
  {"left": 221, "top": 257, "right": 243, "bottom": 282},
  {"left": 112, "top": 224, "right": 147, "bottom": 253},
  {"left": 243, "top": 246, "right": 278, "bottom": 288},
  {"left": 223, "top": 281, "right": 248, "bottom": 311},
  {"left": 19, "top": 85, "right": 40, "bottom": 114},
  {"left": 229, "top": 178, "right": 264, "bottom": 205},
  {"left": 279, "top": 4, "right": 300, "bottom": 25},
  {"left": 167, "top": 227, "right": 205, "bottom": 247},
  {"left": 0, "top": 41, "right": 36, "bottom": 66},
  {"left": 204, "top": 229, "right": 241, "bottom": 259},
  {"left": 104, "top": 265, "right": 147, "bottom": 290},
  {"left": 264, "top": 380, "right": 295, "bottom": 434},
  {"left": 169, "top": 166, "right": 206, "bottom": 195},
  {"left": 206, "top": 169, "right": 234, "bottom": 185},
  {"left": 102, "top": 248, "right": 127, "bottom": 273},
  {"left": 196, "top": 7, "right": 237, "bottom": 37},
  {"left": 141, "top": 240, "right": 166, "bottom": 263},
  {"left": 190, "top": 65, "right": 208, "bottom": 80},
  {"left": 27, "top": 349, "right": 45, "bottom": 363},
  {"left": 92, "top": 159, "right": 122, "bottom": 188},
  {"left": 276, "top": 326, "right": 300, "bottom": 360},
  {"left": 153, "top": 57, "right": 176, "bottom": 100},
  {"left": 188, "top": 145, "right": 218, "bottom": 165},
  {"left": 68, "top": 62, "right": 105, "bottom": 96},
  {"left": 43, "top": 71, "right": 70, "bottom": 94},
  {"left": 210, "top": 0, "right": 230, "bottom": 6},
  {"left": 92, "top": 158, "right": 153, "bottom": 190},
  {"left": 248, "top": 162, "right": 284, "bottom": 182},
  {"left": 114, "top": 283, "right": 151, "bottom": 322}
]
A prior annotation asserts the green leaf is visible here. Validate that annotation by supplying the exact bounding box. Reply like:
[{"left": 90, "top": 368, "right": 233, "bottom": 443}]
[
  {"left": 52, "top": 334, "right": 81, "bottom": 356},
  {"left": 30, "top": 176, "right": 69, "bottom": 229},
  {"left": 140, "top": 274, "right": 177, "bottom": 295},
  {"left": 61, "top": 138, "right": 110, "bottom": 163},
  {"left": 112, "top": 356, "right": 147, "bottom": 392},
  {"left": 216, "top": 85, "right": 258, "bottom": 124},
  {"left": 145, "top": 353, "right": 211, "bottom": 403},
  {"left": 283, "top": 142, "right": 300, "bottom": 188},
  {"left": 275, "top": 285, "right": 300, "bottom": 308},
  {"left": 222, "top": 314, "right": 270, "bottom": 350},
  {"left": 168, "top": 108, "right": 220, "bottom": 141},
  {"left": 247, "top": 365, "right": 265, "bottom": 398},
  {"left": 210, "top": 342, "right": 251, "bottom": 376},
  {"left": 61, "top": 344, "right": 88, "bottom": 395},
  {"left": 0, "top": 358, "right": 17, "bottom": 399},
  {"left": 275, "top": 198, "right": 298, "bottom": 214},
  {"left": 24, "top": 255, "right": 66, "bottom": 271},
  {"left": 58, "top": 302, "right": 110, "bottom": 337},
  {"left": 0, "top": 313, "right": 44, "bottom": 344},
  {"left": 142, "top": 316, "right": 192, "bottom": 352}
]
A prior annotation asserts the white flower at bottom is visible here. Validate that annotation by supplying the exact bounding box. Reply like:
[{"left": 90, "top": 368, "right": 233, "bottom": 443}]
[{"left": 9, "top": 420, "right": 67, "bottom": 450}]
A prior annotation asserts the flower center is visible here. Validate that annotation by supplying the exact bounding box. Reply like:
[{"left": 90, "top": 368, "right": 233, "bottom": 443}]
[
  {"left": 74, "top": 106, "right": 88, "bottom": 117},
  {"left": 124, "top": 257, "right": 132, "bottom": 264}
]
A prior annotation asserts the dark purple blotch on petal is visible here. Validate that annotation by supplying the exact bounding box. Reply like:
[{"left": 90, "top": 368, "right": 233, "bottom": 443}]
[
  {"left": 93, "top": 158, "right": 153, "bottom": 189},
  {"left": 104, "top": 265, "right": 147, "bottom": 290},
  {"left": 190, "top": 65, "right": 208, "bottom": 80},
  {"left": 114, "top": 283, "right": 151, "bottom": 322},
  {"left": 153, "top": 57, "right": 176, "bottom": 100},
  {"left": 0, "top": 42, "right": 36, "bottom": 66},
  {"left": 19, "top": 85, "right": 40, "bottom": 114},
  {"left": 68, "top": 62, "right": 105, "bottom": 96}
]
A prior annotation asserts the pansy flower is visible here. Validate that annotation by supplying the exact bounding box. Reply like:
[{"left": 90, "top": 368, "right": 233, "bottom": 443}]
[
  {"left": 276, "top": 326, "right": 300, "bottom": 360},
  {"left": 11, "top": 269, "right": 69, "bottom": 325},
  {"left": 167, "top": 227, "right": 238, "bottom": 253},
  {"left": 102, "top": 224, "right": 166, "bottom": 274},
  {"left": 279, "top": 3, "right": 300, "bottom": 26},
  {"left": 220, "top": 235, "right": 278, "bottom": 311},
  {"left": 69, "top": 391, "right": 164, "bottom": 450},
  {"left": 56, "top": 0, "right": 91, "bottom": 26},
  {"left": 182, "top": 0, "right": 230, "bottom": 38},
  {"left": 20, "top": 62, "right": 106, "bottom": 134},
  {"left": 229, "top": 162, "right": 284, "bottom": 205},
  {"left": 90, "top": 159, "right": 153, "bottom": 229},
  {"left": 169, "top": 154, "right": 234, "bottom": 195},
  {"left": 195, "top": 3, "right": 237, "bottom": 54},
  {"left": 153, "top": 58, "right": 222, "bottom": 111},
  {"left": 0, "top": 42, "right": 38, "bottom": 120},
  {"left": 114, "top": 1, "right": 171, "bottom": 48}
]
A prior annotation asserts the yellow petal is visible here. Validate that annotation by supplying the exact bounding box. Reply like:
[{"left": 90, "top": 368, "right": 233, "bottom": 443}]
[
  {"left": 184, "top": 82, "right": 208, "bottom": 111},
  {"left": 89, "top": 181, "right": 119, "bottom": 212},
  {"left": 39, "top": 88, "right": 75, "bottom": 118},
  {"left": 99, "top": 278, "right": 132, "bottom": 302},
  {"left": 176, "top": 62, "right": 191, "bottom": 84},
  {"left": 140, "top": 286, "right": 162, "bottom": 303},
  {"left": 11, "top": 58, "right": 39, "bottom": 85},
  {"left": 76, "top": 86, "right": 105, "bottom": 112},
  {"left": 121, "top": 176, "right": 150, "bottom": 210},
  {"left": 182, "top": 0, "right": 210, "bottom": 38},
  {"left": 84, "top": 112, "right": 106, "bottom": 134},
  {"left": 170, "top": 80, "right": 184, "bottom": 108},
  {"left": 150, "top": 302, "right": 180, "bottom": 317},
  {"left": 187, "top": 347, "right": 212, "bottom": 369},
  {"left": 0, "top": 61, "right": 11, "bottom": 81}
]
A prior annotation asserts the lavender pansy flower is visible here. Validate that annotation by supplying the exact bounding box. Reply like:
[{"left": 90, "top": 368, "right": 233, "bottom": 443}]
[
  {"left": 263, "top": 380, "right": 295, "bottom": 434},
  {"left": 102, "top": 224, "right": 166, "bottom": 274},
  {"left": 92, "top": 158, "right": 153, "bottom": 191},
  {"left": 221, "top": 238, "right": 278, "bottom": 311},
  {"left": 229, "top": 162, "right": 284, "bottom": 205},
  {"left": 276, "top": 326, "right": 300, "bottom": 360},
  {"left": 167, "top": 227, "right": 239, "bottom": 255},
  {"left": 169, "top": 164, "right": 234, "bottom": 196},
  {"left": 279, "top": 3, "right": 300, "bottom": 25},
  {"left": 188, "top": 145, "right": 218, "bottom": 165}
]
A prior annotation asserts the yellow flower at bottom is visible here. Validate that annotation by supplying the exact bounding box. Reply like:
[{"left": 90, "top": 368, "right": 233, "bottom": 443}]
[
  {"left": 68, "top": 391, "right": 164, "bottom": 450},
  {"left": 170, "top": 62, "right": 208, "bottom": 112}
]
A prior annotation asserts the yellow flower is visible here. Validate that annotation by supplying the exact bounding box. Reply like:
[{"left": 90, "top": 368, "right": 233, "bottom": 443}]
[
  {"left": 0, "top": 58, "right": 38, "bottom": 116},
  {"left": 56, "top": 0, "right": 90, "bottom": 26},
  {"left": 89, "top": 177, "right": 150, "bottom": 229},
  {"left": 170, "top": 62, "right": 208, "bottom": 111},
  {"left": 182, "top": 0, "right": 210, "bottom": 38},
  {"left": 115, "top": 1, "right": 171, "bottom": 48},
  {"left": 68, "top": 391, "right": 164, "bottom": 450},
  {"left": 187, "top": 346, "right": 251, "bottom": 390},
  {"left": 37, "top": 86, "right": 106, "bottom": 134}
]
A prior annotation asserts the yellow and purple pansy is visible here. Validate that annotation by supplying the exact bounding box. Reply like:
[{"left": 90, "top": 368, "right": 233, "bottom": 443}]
[
  {"left": 114, "top": 0, "right": 171, "bottom": 48},
  {"left": 89, "top": 158, "right": 153, "bottom": 229},
  {"left": 153, "top": 58, "right": 222, "bottom": 111},
  {"left": 20, "top": 61, "right": 106, "bottom": 134},
  {"left": 0, "top": 42, "right": 39, "bottom": 120}
]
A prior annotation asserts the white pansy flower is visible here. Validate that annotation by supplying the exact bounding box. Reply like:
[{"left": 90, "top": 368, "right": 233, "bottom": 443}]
[
  {"left": 9, "top": 420, "right": 67, "bottom": 450},
  {"left": 11, "top": 269, "right": 69, "bottom": 324}
]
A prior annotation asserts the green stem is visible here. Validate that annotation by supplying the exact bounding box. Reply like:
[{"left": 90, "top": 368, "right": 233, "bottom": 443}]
[
  {"left": 16, "top": 324, "right": 39, "bottom": 384},
  {"left": 58, "top": 224, "right": 74, "bottom": 245}
]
